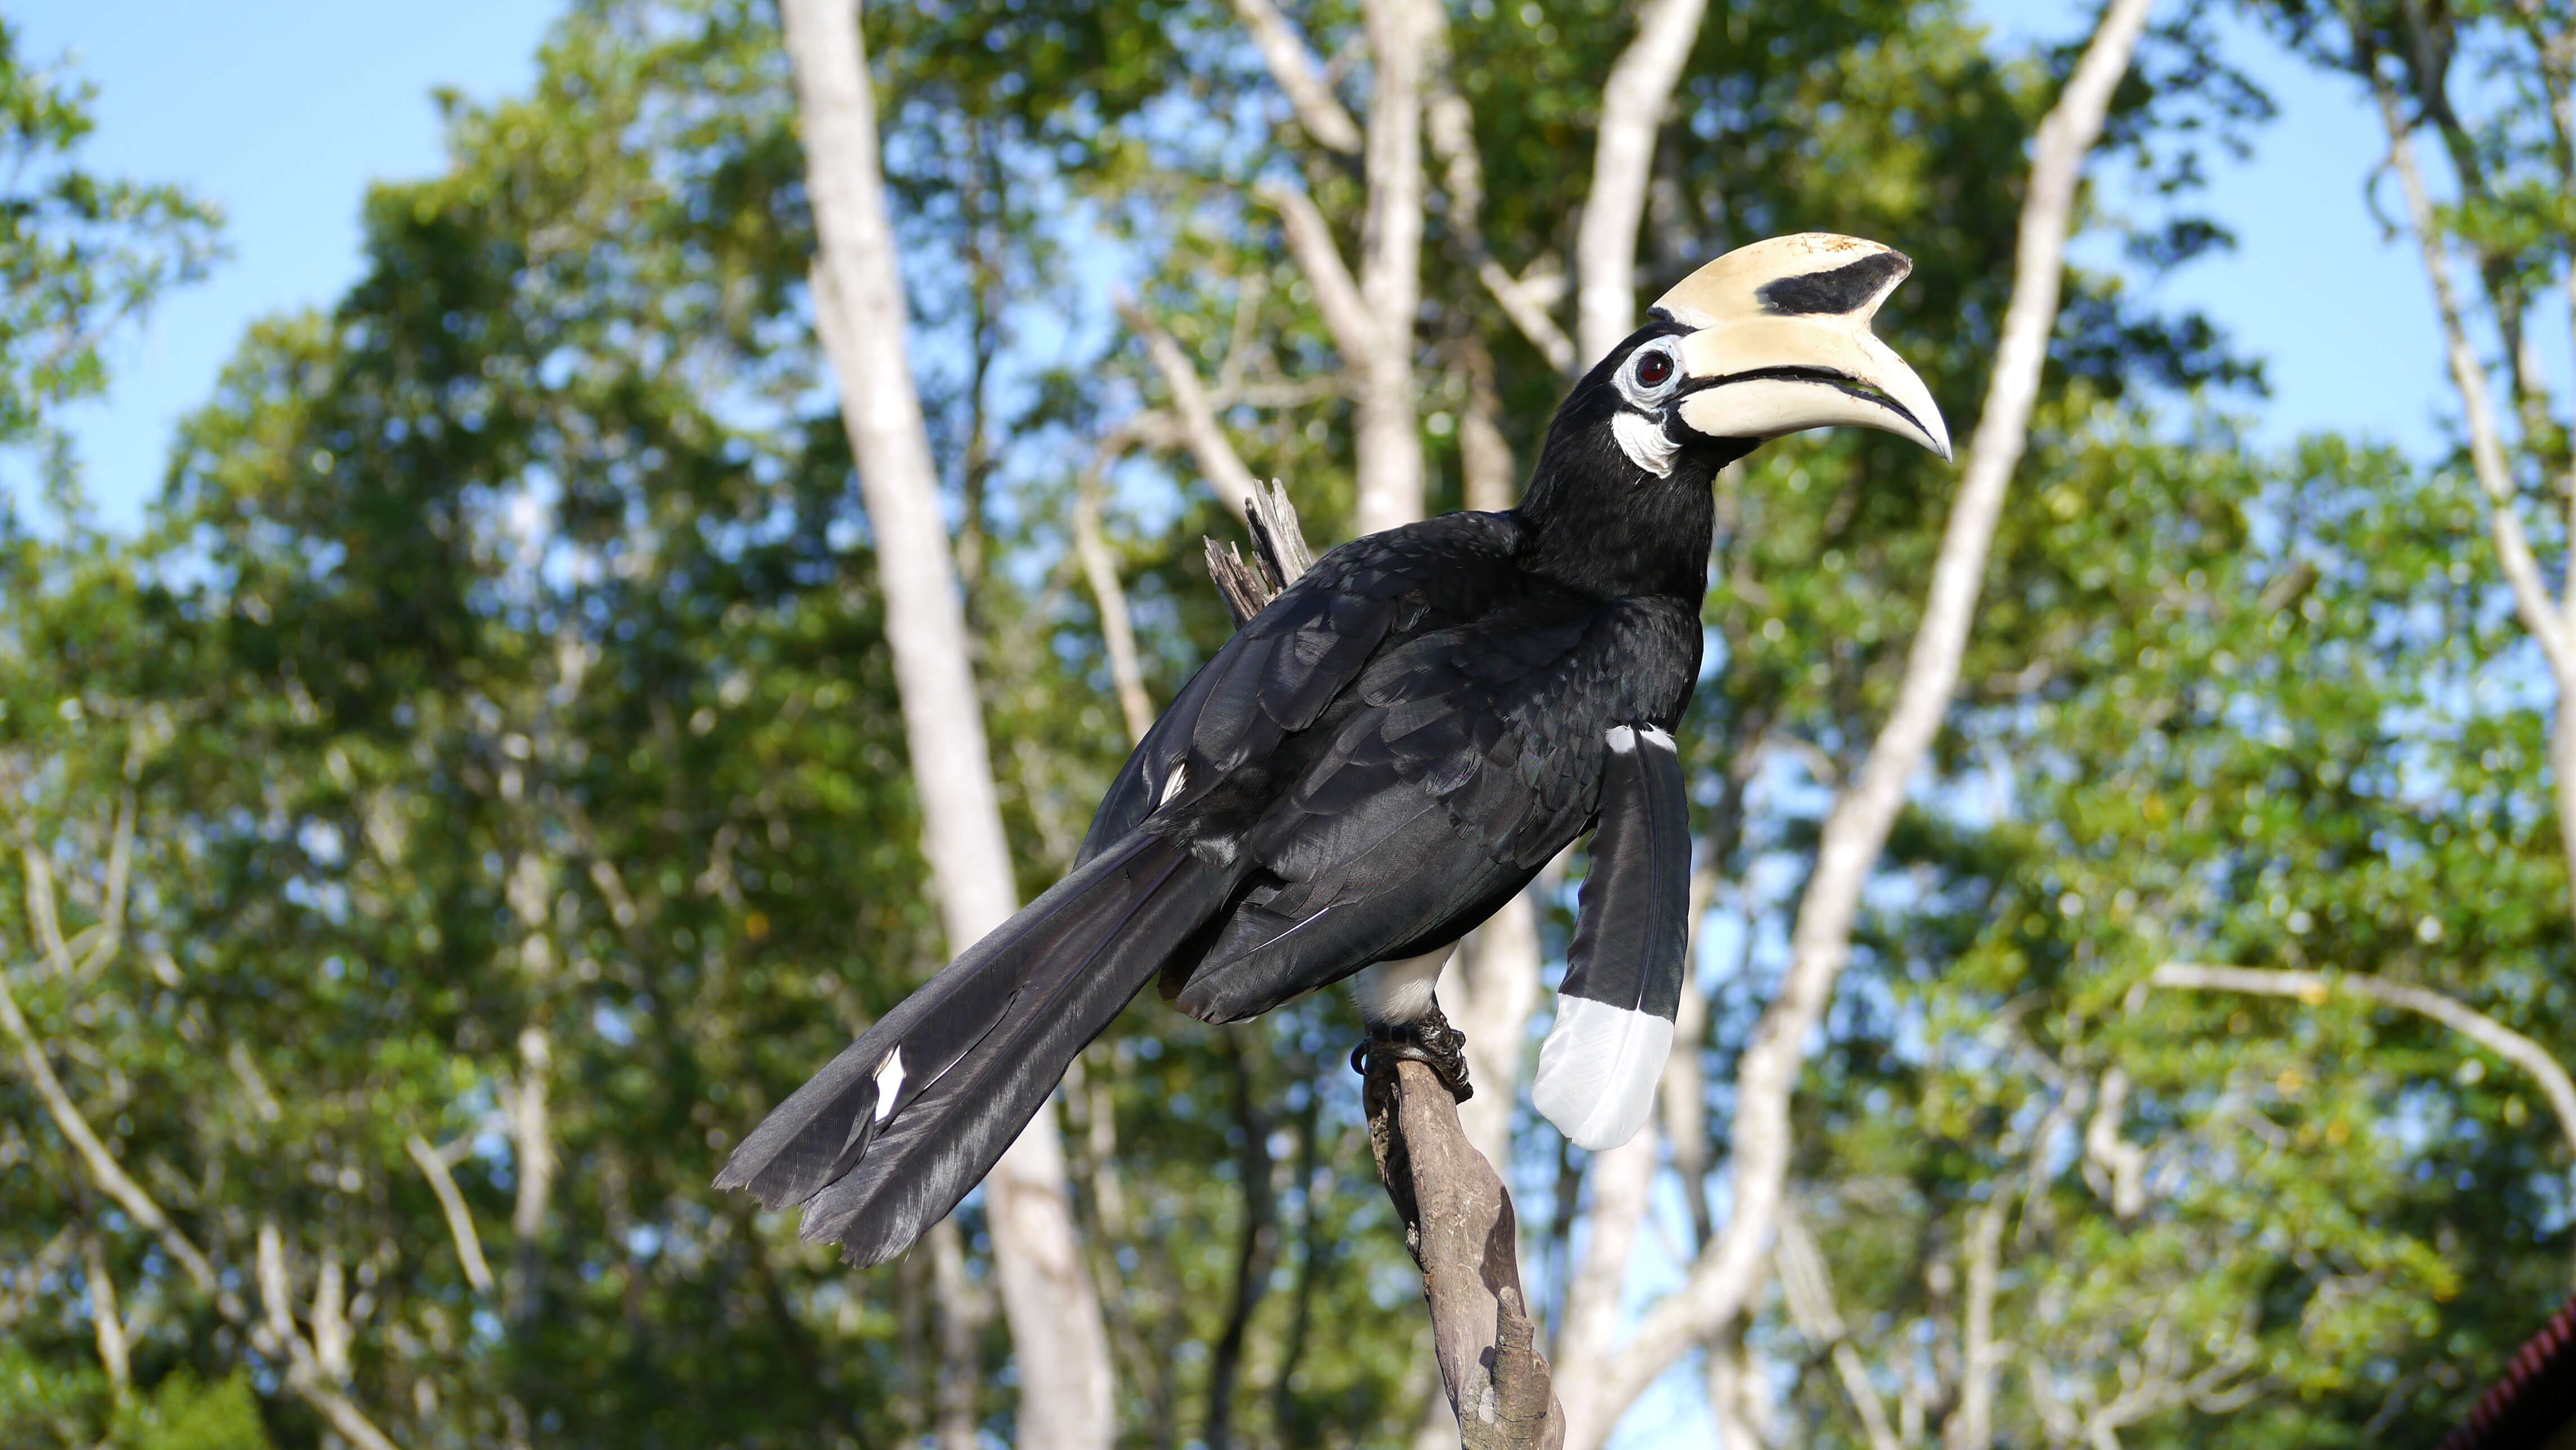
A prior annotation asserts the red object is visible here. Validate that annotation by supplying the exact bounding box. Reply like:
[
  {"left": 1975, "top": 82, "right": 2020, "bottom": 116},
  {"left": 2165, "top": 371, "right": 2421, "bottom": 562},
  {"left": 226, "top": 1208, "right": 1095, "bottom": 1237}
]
[{"left": 2441, "top": 1297, "right": 2576, "bottom": 1450}]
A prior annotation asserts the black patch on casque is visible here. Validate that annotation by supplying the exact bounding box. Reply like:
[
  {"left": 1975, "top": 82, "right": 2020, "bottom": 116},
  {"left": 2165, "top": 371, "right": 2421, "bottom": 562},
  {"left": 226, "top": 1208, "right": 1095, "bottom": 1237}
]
[{"left": 1756, "top": 250, "right": 1909, "bottom": 316}]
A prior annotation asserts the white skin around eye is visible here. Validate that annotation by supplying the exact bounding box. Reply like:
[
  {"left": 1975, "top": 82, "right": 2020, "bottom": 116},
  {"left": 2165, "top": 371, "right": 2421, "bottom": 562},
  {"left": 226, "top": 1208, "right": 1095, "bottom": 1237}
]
[{"left": 1611, "top": 339, "right": 1686, "bottom": 475}]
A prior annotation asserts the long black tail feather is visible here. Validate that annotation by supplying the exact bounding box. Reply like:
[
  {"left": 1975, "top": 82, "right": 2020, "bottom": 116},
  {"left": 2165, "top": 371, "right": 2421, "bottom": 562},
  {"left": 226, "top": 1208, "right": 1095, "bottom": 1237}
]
[{"left": 715, "top": 831, "right": 1235, "bottom": 1265}]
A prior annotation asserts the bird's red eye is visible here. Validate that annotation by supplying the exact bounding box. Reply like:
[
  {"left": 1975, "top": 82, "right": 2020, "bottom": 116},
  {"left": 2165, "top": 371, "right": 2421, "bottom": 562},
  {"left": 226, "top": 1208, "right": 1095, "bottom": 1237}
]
[{"left": 1634, "top": 350, "right": 1674, "bottom": 388}]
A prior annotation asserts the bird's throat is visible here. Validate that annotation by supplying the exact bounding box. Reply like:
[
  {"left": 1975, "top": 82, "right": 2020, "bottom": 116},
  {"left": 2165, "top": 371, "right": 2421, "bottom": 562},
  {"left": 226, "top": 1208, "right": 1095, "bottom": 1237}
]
[{"left": 1516, "top": 426, "right": 1735, "bottom": 603}]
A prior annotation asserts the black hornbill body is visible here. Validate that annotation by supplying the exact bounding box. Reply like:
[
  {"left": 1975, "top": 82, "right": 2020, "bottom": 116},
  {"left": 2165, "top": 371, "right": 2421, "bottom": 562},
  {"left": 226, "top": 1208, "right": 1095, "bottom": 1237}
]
[{"left": 718, "top": 234, "right": 1951, "bottom": 1265}]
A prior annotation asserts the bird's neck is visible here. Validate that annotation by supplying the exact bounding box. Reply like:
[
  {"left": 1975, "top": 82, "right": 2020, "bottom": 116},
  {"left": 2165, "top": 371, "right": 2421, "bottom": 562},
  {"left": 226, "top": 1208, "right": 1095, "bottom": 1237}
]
[{"left": 1513, "top": 428, "right": 1738, "bottom": 603}]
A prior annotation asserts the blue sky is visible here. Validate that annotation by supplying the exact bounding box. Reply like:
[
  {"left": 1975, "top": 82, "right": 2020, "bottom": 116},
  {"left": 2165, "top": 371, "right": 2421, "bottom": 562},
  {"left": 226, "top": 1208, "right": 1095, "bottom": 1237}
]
[
  {"left": 10, "top": 0, "right": 553, "bottom": 530},
  {"left": 14, "top": 0, "right": 2462, "bottom": 532}
]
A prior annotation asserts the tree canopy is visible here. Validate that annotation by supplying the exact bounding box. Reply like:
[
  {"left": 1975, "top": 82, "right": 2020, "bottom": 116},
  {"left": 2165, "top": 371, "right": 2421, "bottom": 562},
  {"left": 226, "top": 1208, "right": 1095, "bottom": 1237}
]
[{"left": 2, "top": 1, "right": 2571, "bottom": 1446}]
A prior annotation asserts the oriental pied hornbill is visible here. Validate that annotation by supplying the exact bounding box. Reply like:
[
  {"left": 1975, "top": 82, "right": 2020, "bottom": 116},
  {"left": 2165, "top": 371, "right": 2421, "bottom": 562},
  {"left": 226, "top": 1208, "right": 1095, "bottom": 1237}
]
[{"left": 717, "top": 234, "right": 1951, "bottom": 1265}]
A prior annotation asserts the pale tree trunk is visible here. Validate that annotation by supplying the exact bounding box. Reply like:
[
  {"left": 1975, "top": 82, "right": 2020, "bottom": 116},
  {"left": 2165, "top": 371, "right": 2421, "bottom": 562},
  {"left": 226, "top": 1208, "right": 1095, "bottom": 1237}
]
[
  {"left": 778, "top": 3, "right": 1115, "bottom": 1444},
  {"left": 2373, "top": 70, "right": 2576, "bottom": 929},
  {"left": 1445, "top": 326, "right": 1541, "bottom": 1171},
  {"left": 1943, "top": 1193, "right": 2009, "bottom": 1450},
  {"left": 931, "top": 1219, "right": 988, "bottom": 1450},
  {"left": 1573, "top": 0, "right": 1714, "bottom": 368},
  {"left": 1578, "top": 1, "right": 2155, "bottom": 1438},
  {"left": 506, "top": 1024, "right": 554, "bottom": 1326},
  {"left": 1352, "top": 0, "right": 1426, "bottom": 531},
  {"left": 1551, "top": 1131, "right": 1656, "bottom": 1446},
  {"left": 1244, "top": 0, "right": 1428, "bottom": 535},
  {"left": 1450, "top": 896, "right": 1542, "bottom": 1169}
]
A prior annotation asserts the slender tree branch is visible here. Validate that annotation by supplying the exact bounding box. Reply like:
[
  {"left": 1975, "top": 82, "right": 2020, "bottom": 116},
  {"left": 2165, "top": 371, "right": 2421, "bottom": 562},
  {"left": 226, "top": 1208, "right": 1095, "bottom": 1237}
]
[
  {"left": 1072, "top": 457, "right": 1157, "bottom": 744},
  {"left": 2082, "top": 1067, "right": 2148, "bottom": 1219},
  {"left": 1775, "top": 1213, "right": 1899, "bottom": 1450},
  {"left": 22, "top": 847, "right": 72, "bottom": 978},
  {"left": 2148, "top": 962, "right": 2576, "bottom": 1156},
  {"left": 1418, "top": 23, "right": 1576, "bottom": 375},
  {"left": 1227, "top": 0, "right": 1365, "bottom": 153},
  {"left": 406, "top": 1134, "right": 496, "bottom": 1294},
  {"left": 1590, "top": 0, "right": 2155, "bottom": 1428},
  {"left": 2373, "top": 66, "right": 2573, "bottom": 675},
  {"left": 0, "top": 959, "right": 402, "bottom": 1448},
  {"left": 1117, "top": 299, "right": 1263, "bottom": 518},
  {"left": 1258, "top": 180, "right": 1381, "bottom": 382},
  {"left": 1482, "top": 261, "right": 1577, "bottom": 376},
  {"left": 83, "top": 1230, "right": 131, "bottom": 1392},
  {"left": 72, "top": 785, "right": 135, "bottom": 978}
]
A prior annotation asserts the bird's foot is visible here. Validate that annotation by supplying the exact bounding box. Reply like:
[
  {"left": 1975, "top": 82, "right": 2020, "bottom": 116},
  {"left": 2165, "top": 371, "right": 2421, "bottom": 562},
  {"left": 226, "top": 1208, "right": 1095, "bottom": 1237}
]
[{"left": 1350, "top": 1004, "right": 1474, "bottom": 1103}]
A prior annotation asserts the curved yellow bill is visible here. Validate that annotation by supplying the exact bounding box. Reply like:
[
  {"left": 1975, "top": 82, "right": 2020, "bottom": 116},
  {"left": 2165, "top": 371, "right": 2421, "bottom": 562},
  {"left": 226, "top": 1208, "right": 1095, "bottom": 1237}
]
[{"left": 1656, "top": 233, "right": 1951, "bottom": 460}]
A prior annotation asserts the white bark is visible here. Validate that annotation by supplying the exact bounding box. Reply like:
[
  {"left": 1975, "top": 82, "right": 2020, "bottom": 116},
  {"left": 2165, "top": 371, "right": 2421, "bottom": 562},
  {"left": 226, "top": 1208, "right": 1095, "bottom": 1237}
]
[
  {"left": 1353, "top": 0, "right": 1427, "bottom": 533},
  {"left": 506, "top": 1025, "right": 554, "bottom": 1322},
  {"left": 1581, "top": 0, "right": 2155, "bottom": 1435},
  {"left": 1574, "top": 0, "right": 1713, "bottom": 368},
  {"left": 1553, "top": 1128, "right": 1657, "bottom": 1447},
  {"left": 83, "top": 1232, "right": 130, "bottom": 1390},
  {"left": 1072, "top": 455, "right": 1156, "bottom": 744},
  {"left": 2149, "top": 962, "right": 2576, "bottom": 1157},
  {"left": 2373, "top": 70, "right": 2576, "bottom": 928},
  {"left": 2082, "top": 1067, "right": 2147, "bottom": 1219},
  {"left": 931, "top": 1219, "right": 987, "bottom": 1450},
  {"left": 1450, "top": 894, "right": 1541, "bottom": 1169},
  {"left": 1228, "top": 0, "right": 1365, "bottom": 154},
  {"left": 1250, "top": 0, "right": 1428, "bottom": 536},
  {"left": 779, "top": 3, "right": 1114, "bottom": 1444},
  {"left": 2375, "top": 77, "right": 2571, "bottom": 677},
  {"left": 1661, "top": 865, "right": 1720, "bottom": 1248},
  {"left": 1944, "top": 1192, "right": 2009, "bottom": 1450},
  {"left": 1774, "top": 1214, "right": 1898, "bottom": 1450},
  {"left": 407, "top": 1134, "right": 497, "bottom": 1294},
  {"left": 1120, "top": 300, "right": 1263, "bottom": 519}
]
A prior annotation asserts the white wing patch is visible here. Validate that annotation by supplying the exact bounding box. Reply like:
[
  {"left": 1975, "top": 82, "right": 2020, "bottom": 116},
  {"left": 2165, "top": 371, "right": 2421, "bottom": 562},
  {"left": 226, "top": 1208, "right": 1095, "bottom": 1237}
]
[
  {"left": 870, "top": 1048, "right": 906, "bottom": 1121},
  {"left": 1613, "top": 411, "right": 1679, "bottom": 478}
]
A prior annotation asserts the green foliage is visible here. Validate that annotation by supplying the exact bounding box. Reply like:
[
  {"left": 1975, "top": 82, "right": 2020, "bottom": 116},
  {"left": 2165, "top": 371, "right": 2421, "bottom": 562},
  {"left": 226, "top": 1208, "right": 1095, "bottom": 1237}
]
[
  {"left": 0, "top": 19, "right": 216, "bottom": 489},
  {"left": 3, "top": 0, "right": 2569, "bottom": 1446}
]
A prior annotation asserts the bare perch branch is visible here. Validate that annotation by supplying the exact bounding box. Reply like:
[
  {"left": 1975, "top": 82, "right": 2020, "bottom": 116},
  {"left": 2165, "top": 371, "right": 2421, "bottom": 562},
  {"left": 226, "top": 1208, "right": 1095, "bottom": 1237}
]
[
  {"left": 1589, "top": 0, "right": 2156, "bottom": 1429},
  {"left": 1368, "top": 1057, "right": 1568, "bottom": 1448},
  {"left": 2148, "top": 962, "right": 2576, "bottom": 1157}
]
